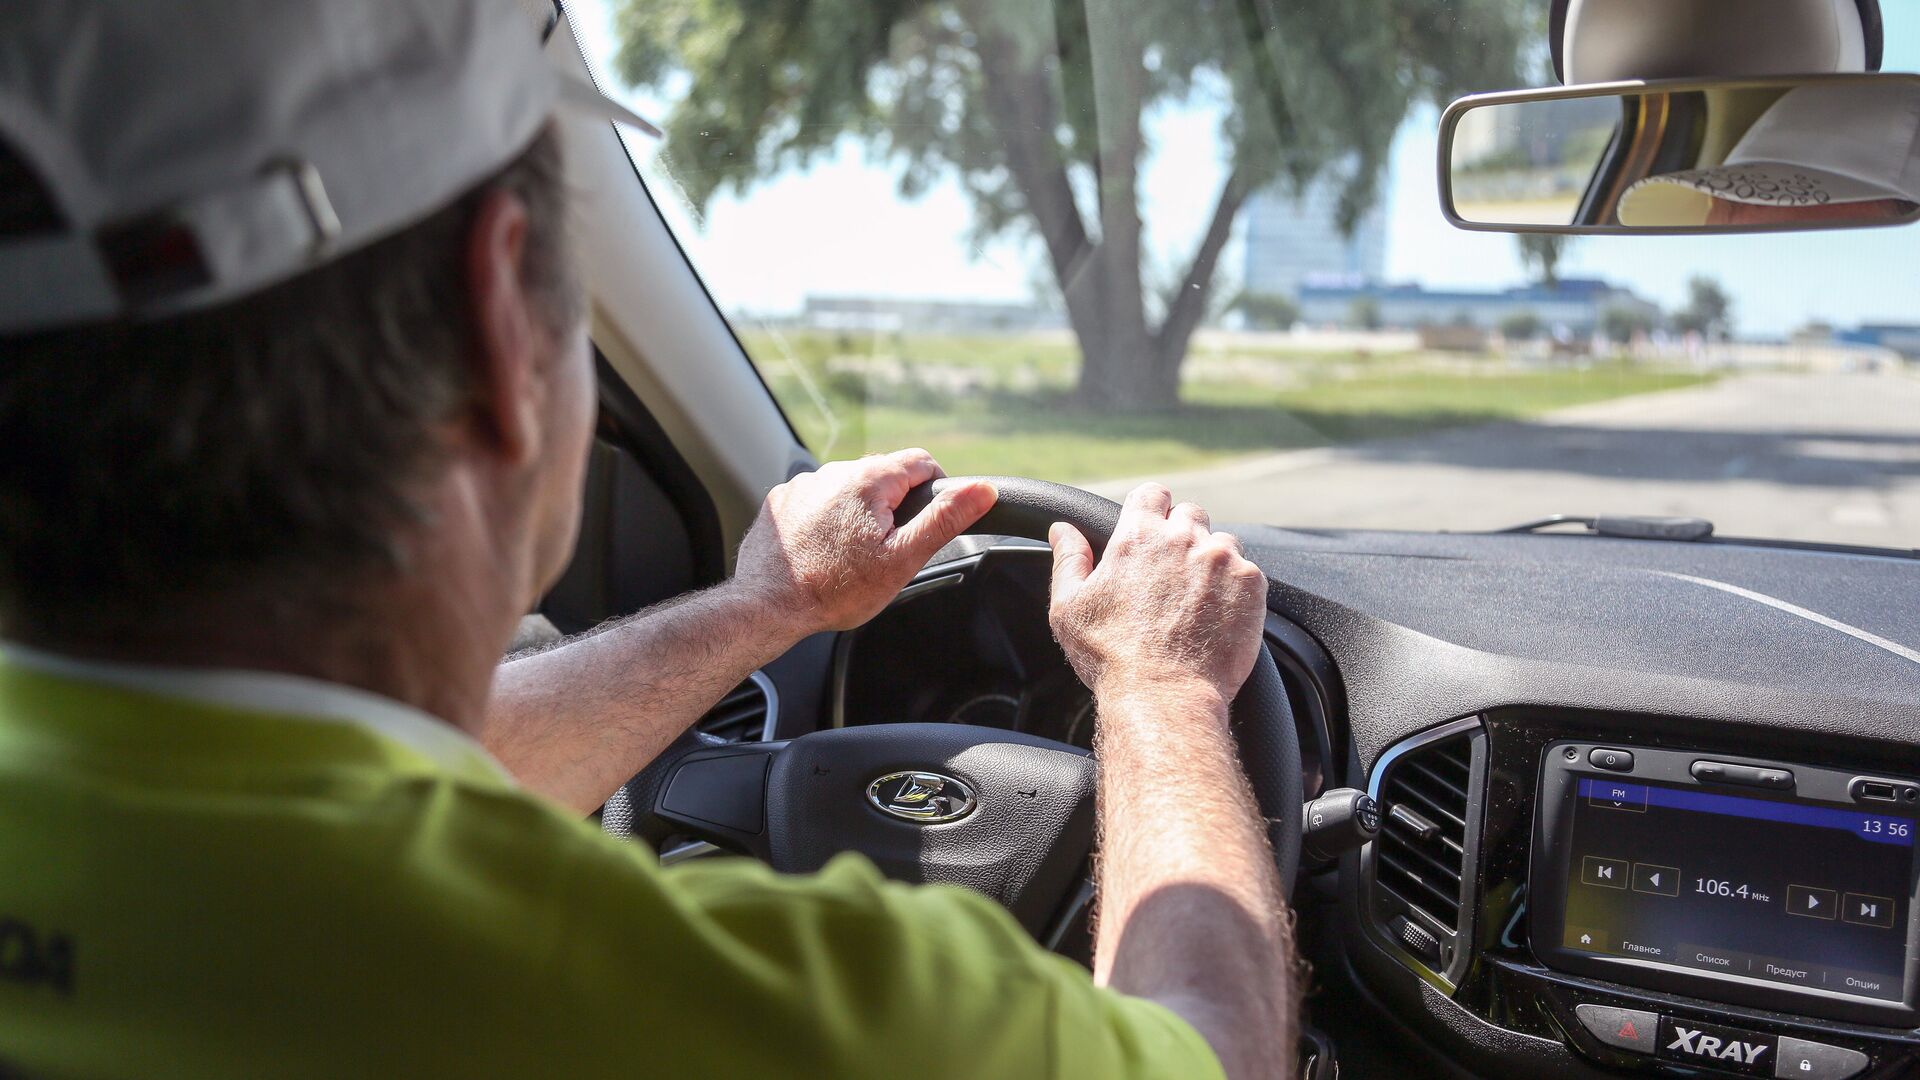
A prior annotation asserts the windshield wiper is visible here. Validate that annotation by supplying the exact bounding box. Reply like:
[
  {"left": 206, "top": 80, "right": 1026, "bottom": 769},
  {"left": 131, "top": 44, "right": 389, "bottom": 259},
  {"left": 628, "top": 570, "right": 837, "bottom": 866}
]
[
  {"left": 1488, "top": 516, "right": 1920, "bottom": 559},
  {"left": 1495, "top": 514, "right": 1715, "bottom": 542}
]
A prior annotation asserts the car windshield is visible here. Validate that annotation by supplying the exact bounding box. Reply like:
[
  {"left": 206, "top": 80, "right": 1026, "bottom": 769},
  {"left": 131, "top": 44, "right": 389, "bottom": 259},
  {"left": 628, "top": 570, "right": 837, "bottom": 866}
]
[{"left": 570, "top": 0, "right": 1920, "bottom": 549}]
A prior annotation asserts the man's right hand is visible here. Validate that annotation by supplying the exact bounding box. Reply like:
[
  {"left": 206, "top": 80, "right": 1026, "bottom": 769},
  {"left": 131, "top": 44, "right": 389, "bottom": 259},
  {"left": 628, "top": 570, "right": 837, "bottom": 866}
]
[
  {"left": 1047, "top": 483, "right": 1268, "bottom": 708},
  {"left": 1050, "top": 483, "right": 1295, "bottom": 1080}
]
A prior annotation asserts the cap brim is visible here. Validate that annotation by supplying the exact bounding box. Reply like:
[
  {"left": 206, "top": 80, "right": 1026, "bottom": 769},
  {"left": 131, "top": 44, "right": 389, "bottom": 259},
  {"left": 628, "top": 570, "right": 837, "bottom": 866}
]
[
  {"left": 1617, "top": 161, "right": 1910, "bottom": 226},
  {"left": 1635, "top": 161, "right": 1901, "bottom": 208},
  {"left": 557, "top": 73, "right": 662, "bottom": 139}
]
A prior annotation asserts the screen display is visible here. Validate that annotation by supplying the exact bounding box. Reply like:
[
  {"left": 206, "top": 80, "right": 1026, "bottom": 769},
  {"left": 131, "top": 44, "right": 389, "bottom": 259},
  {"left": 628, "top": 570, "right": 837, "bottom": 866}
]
[{"left": 1561, "top": 777, "right": 1918, "bottom": 1003}]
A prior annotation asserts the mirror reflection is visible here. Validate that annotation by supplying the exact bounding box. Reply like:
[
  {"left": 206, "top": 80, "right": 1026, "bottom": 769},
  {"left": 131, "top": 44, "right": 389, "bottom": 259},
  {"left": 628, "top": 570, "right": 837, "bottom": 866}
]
[{"left": 1447, "top": 77, "right": 1920, "bottom": 231}]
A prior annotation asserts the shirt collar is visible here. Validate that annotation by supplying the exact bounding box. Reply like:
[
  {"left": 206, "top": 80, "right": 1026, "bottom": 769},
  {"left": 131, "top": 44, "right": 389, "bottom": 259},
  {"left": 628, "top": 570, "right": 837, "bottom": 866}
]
[{"left": 0, "top": 642, "right": 514, "bottom": 785}]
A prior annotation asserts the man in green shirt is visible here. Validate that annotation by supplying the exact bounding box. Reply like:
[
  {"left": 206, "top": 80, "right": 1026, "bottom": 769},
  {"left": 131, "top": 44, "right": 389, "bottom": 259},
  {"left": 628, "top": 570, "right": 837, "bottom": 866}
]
[{"left": 0, "top": 1, "right": 1295, "bottom": 1076}]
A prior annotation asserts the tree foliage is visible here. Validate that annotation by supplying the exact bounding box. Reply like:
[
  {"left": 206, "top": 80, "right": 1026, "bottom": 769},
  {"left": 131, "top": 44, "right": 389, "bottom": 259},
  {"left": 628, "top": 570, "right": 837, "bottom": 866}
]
[
  {"left": 1232, "top": 291, "right": 1299, "bottom": 331},
  {"left": 1498, "top": 309, "right": 1542, "bottom": 341},
  {"left": 1670, "top": 275, "right": 1733, "bottom": 339},
  {"left": 1515, "top": 233, "right": 1569, "bottom": 288},
  {"left": 1600, "top": 305, "right": 1655, "bottom": 345},
  {"left": 615, "top": 0, "right": 1539, "bottom": 408},
  {"left": 1348, "top": 296, "right": 1383, "bottom": 331}
]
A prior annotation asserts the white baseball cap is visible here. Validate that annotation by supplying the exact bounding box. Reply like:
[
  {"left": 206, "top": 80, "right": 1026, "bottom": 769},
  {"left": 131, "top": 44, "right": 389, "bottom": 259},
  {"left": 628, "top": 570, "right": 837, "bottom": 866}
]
[
  {"left": 1618, "top": 79, "right": 1920, "bottom": 226},
  {"left": 0, "top": 0, "right": 658, "bottom": 335}
]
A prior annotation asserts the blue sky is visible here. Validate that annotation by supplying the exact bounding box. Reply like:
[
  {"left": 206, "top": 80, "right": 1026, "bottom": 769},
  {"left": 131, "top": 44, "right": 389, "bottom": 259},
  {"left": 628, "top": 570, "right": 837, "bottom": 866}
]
[{"left": 571, "top": 3, "right": 1920, "bottom": 337}]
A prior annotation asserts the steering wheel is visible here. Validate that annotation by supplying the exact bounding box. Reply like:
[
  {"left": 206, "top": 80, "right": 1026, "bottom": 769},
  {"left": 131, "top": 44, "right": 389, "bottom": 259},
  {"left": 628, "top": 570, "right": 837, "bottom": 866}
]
[{"left": 604, "top": 477, "right": 1303, "bottom": 939}]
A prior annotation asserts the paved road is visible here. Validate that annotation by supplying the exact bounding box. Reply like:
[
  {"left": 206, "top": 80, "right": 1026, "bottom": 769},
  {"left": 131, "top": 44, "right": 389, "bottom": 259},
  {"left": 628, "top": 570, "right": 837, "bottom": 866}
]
[{"left": 1088, "top": 371, "right": 1920, "bottom": 549}]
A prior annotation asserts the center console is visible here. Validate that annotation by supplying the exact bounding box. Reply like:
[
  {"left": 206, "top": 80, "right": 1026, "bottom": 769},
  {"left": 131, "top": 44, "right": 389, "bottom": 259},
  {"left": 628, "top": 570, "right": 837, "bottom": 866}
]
[{"left": 1353, "top": 710, "right": 1920, "bottom": 1080}]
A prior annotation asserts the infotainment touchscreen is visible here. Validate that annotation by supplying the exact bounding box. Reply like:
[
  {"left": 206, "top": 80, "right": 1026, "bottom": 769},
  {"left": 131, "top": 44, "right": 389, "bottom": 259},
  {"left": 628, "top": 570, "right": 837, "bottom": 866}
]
[{"left": 1558, "top": 775, "right": 1917, "bottom": 1003}]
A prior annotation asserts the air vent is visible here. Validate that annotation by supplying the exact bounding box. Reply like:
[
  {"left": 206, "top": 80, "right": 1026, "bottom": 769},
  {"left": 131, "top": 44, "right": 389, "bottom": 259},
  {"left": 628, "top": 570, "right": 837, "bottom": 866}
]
[
  {"left": 1368, "top": 723, "right": 1481, "bottom": 980},
  {"left": 694, "top": 671, "right": 777, "bottom": 743}
]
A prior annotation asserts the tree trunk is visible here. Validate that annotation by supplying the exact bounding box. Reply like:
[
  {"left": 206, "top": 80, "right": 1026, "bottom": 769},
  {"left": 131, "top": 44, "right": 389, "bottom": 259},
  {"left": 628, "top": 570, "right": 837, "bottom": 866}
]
[
  {"left": 1064, "top": 282, "right": 1181, "bottom": 410},
  {"left": 965, "top": 0, "right": 1246, "bottom": 414}
]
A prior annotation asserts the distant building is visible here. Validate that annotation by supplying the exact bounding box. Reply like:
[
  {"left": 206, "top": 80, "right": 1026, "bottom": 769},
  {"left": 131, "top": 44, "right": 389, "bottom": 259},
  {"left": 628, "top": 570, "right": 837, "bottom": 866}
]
[
  {"left": 1296, "top": 278, "right": 1659, "bottom": 335},
  {"left": 800, "top": 295, "right": 1062, "bottom": 334},
  {"left": 1837, "top": 324, "right": 1920, "bottom": 359},
  {"left": 1240, "top": 170, "right": 1388, "bottom": 300}
]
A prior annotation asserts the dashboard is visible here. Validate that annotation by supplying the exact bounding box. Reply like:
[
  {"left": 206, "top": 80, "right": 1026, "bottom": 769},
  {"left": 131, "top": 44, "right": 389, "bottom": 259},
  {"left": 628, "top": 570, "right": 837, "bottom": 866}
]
[{"left": 796, "top": 525, "right": 1920, "bottom": 1078}]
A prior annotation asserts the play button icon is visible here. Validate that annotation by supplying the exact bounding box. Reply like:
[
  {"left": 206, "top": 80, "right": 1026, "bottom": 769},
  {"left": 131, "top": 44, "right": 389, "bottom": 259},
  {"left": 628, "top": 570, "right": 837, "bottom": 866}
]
[{"left": 1787, "top": 884, "right": 1837, "bottom": 920}]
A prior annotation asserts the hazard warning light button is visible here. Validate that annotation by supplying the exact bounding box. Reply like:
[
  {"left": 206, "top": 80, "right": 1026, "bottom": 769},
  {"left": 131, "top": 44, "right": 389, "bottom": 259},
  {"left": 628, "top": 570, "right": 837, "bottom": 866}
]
[{"left": 1575, "top": 1003, "right": 1660, "bottom": 1055}]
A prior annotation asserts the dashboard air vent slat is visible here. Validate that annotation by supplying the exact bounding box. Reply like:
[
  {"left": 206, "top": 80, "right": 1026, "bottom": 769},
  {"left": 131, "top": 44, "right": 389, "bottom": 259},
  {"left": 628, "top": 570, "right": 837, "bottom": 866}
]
[
  {"left": 693, "top": 674, "right": 775, "bottom": 744},
  {"left": 1369, "top": 725, "right": 1481, "bottom": 981}
]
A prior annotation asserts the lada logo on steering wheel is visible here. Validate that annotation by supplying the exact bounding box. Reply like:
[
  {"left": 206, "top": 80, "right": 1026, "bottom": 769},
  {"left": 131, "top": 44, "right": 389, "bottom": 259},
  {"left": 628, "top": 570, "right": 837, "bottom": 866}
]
[{"left": 866, "top": 771, "right": 977, "bottom": 823}]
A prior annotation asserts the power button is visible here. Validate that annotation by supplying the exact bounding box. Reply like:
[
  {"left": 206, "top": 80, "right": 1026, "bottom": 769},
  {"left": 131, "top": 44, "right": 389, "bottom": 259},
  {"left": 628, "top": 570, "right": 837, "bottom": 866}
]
[{"left": 1589, "top": 748, "right": 1634, "bottom": 772}]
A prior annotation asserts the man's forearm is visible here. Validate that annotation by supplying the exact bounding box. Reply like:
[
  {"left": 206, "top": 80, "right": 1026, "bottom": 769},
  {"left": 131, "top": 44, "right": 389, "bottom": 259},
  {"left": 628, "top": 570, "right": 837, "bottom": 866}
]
[
  {"left": 1093, "top": 682, "right": 1296, "bottom": 1080},
  {"left": 482, "top": 581, "right": 804, "bottom": 812}
]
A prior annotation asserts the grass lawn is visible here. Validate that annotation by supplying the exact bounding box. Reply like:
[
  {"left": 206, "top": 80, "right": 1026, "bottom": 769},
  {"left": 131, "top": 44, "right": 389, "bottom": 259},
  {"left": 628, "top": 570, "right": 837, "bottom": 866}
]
[{"left": 742, "top": 330, "right": 1718, "bottom": 482}]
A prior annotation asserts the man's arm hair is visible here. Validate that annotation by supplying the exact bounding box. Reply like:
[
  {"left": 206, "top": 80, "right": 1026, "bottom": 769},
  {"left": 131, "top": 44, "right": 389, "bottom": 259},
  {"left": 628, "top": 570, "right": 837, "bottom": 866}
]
[
  {"left": 1048, "top": 485, "right": 1297, "bottom": 1079},
  {"left": 1093, "top": 687, "right": 1295, "bottom": 1079},
  {"left": 483, "top": 450, "right": 996, "bottom": 814},
  {"left": 483, "top": 581, "right": 798, "bottom": 813}
]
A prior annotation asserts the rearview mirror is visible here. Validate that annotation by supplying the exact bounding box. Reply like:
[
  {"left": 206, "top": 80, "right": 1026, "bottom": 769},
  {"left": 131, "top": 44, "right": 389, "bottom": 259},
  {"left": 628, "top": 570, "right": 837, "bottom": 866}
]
[{"left": 1439, "top": 73, "right": 1920, "bottom": 234}]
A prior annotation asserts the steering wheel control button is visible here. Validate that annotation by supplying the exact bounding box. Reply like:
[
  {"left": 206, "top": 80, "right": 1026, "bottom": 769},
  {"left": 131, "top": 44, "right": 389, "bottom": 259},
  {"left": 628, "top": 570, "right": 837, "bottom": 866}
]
[
  {"left": 660, "top": 751, "right": 771, "bottom": 835},
  {"left": 1574, "top": 1004, "right": 1658, "bottom": 1055},
  {"left": 1774, "top": 1037, "right": 1869, "bottom": 1080},
  {"left": 865, "top": 771, "right": 977, "bottom": 824},
  {"left": 1691, "top": 760, "right": 1796, "bottom": 790},
  {"left": 1588, "top": 747, "right": 1634, "bottom": 772},
  {"left": 1657, "top": 1017, "right": 1777, "bottom": 1075}
]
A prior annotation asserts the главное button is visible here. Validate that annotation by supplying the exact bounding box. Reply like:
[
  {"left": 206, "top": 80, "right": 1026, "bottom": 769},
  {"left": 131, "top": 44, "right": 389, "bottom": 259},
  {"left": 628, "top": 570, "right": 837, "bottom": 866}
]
[
  {"left": 1573, "top": 1004, "right": 1657, "bottom": 1055},
  {"left": 1774, "top": 1036, "right": 1869, "bottom": 1079},
  {"left": 1657, "top": 1016, "right": 1775, "bottom": 1076}
]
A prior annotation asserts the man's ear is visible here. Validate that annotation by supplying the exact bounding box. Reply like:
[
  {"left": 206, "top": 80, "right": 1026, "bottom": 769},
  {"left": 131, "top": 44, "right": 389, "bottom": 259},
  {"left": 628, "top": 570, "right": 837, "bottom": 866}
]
[{"left": 464, "top": 188, "right": 543, "bottom": 467}]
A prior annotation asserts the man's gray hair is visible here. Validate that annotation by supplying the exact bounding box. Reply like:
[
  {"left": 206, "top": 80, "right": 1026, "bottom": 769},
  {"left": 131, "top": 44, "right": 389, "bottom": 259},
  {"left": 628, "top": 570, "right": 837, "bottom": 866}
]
[{"left": 0, "top": 123, "right": 581, "bottom": 642}]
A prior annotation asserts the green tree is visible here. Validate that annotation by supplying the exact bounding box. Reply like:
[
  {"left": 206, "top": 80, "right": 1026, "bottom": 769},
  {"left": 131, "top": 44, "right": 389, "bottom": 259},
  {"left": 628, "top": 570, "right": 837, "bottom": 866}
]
[
  {"left": 1498, "top": 310, "right": 1542, "bottom": 340},
  {"left": 1670, "top": 275, "right": 1734, "bottom": 340},
  {"left": 1348, "top": 296, "right": 1383, "bottom": 331},
  {"left": 1516, "top": 233, "right": 1571, "bottom": 288},
  {"left": 1600, "top": 305, "right": 1654, "bottom": 346},
  {"left": 1232, "top": 291, "right": 1300, "bottom": 331},
  {"left": 614, "top": 0, "right": 1536, "bottom": 410}
]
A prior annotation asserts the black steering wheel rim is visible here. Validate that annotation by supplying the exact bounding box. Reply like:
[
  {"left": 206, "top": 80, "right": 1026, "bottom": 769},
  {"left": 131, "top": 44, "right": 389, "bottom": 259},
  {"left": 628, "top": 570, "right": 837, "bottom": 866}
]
[
  {"left": 605, "top": 476, "right": 1302, "bottom": 932},
  {"left": 895, "top": 476, "right": 1304, "bottom": 892}
]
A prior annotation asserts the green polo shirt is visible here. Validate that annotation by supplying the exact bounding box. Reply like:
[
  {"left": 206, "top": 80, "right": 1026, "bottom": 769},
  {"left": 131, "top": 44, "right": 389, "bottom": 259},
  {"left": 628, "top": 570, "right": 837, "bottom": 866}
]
[{"left": 0, "top": 649, "right": 1221, "bottom": 1079}]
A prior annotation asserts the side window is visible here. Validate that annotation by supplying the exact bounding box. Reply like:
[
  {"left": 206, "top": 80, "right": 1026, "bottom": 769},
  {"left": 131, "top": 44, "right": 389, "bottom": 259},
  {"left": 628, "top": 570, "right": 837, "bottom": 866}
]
[{"left": 540, "top": 354, "right": 724, "bottom": 633}]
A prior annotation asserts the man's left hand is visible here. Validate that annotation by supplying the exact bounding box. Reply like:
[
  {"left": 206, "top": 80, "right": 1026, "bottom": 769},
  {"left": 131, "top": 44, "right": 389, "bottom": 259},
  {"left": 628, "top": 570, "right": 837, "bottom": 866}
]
[{"left": 730, "top": 449, "right": 997, "bottom": 635}]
